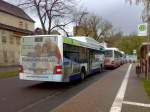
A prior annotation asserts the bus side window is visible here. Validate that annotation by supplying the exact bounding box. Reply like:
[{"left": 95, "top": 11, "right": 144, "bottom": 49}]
[
  {"left": 63, "top": 44, "right": 79, "bottom": 63},
  {"left": 79, "top": 47, "right": 87, "bottom": 63}
]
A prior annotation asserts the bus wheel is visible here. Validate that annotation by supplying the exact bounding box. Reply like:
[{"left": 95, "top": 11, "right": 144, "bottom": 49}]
[
  {"left": 81, "top": 67, "right": 86, "bottom": 80},
  {"left": 99, "top": 67, "right": 101, "bottom": 73},
  {"left": 100, "top": 65, "right": 102, "bottom": 73}
]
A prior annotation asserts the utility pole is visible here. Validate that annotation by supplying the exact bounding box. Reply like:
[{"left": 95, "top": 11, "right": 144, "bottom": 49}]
[{"left": 146, "top": 3, "right": 149, "bottom": 80}]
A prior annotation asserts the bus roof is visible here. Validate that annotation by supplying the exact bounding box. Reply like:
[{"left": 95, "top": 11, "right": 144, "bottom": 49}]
[
  {"left": 120, "top": 51, "right": 125, "bottom": 54},
  {"left": 68, "top": 36, "right": 104, "bottom": 50},
  {"left": 105, "top": 47, "right": 119, "bottom": 51},
  {"left": 69, "top": 36, "right": 100, "bottom": 44},
  {"left": 105, "top": 48, "right": 125, "bottom": 54},
  {"left": 22, "top": 35, "right": 61, "bottom": 38}
]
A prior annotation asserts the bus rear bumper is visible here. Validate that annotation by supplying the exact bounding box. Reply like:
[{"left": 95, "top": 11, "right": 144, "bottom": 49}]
[
  {"left": 19, "top": 73, "right": 65, "bottom": 82},
  {"left": 104, "top": 64, "right": 116, "bottom": 68}
]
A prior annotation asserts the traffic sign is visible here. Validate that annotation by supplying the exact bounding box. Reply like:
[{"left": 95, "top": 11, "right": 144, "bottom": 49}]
[{"left": 138, "top": 23, "right": 147, "bottom": 36}]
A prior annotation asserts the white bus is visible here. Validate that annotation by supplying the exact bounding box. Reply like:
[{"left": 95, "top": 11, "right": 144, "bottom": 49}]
[
  {"left": 19, "top": 35, "right": 105, "bottom": 82},
  {"left": 120, "top": 51, "right": 126, "bottom": 64},
  {"left": 104, "top": 48, "right": 122, "bottom": 68}
]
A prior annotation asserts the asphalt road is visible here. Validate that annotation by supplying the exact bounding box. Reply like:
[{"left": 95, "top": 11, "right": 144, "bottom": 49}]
[{"left": 0, "top": 64, "right": 149, "bottom": 112}]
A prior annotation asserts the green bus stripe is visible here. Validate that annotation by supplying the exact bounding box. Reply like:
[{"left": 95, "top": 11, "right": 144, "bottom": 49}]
[{"left": 63, "top": 38, "right": 80, "bottom": 46}]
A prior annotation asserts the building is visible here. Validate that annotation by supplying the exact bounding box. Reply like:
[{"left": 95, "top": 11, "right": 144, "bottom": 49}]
[{"left": 0, "top": 0, "right": 34, "bottom": 66}]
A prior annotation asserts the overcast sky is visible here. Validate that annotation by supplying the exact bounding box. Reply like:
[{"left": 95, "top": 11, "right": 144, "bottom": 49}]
[
  {"left": 5, "top": 0, "right": 143, "bottom": 35},
  {"left": 80, "top": 0, "right": 143, "bottom": 35}
]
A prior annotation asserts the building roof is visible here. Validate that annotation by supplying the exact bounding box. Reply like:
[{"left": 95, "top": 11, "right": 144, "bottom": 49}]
[
  {"left": 0, "top": 23, "right": 33, "bottom": 35},
  {"left": 0, "top": 0, "right": 34, "bottom": 22}
]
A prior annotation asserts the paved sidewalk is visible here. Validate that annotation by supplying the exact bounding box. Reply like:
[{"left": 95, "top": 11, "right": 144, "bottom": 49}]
[
  {"left": 122, "top": 64, "right": 150, "bottom": 112},
  {"left": 52, "top": 64, "right": 150, "bottom": 112},
  {"left": 52, "top": 64, "right": 129, "bottom": 112}
]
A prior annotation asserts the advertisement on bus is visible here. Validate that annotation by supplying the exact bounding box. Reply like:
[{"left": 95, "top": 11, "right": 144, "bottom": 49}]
[{"left": 21, "top": 36, "right": 62, "bottom": 75}]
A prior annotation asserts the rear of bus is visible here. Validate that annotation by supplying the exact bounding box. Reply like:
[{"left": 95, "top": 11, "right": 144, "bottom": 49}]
[
  {"left": 104, "top": 49, "right": 116, "bottom": 68},
  {"left": 19, "top": 35, "right": 65, "bottom": 82}
]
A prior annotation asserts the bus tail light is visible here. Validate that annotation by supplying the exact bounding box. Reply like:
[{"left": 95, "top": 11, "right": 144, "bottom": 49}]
[
  {"left": 53, "top": 65, "right": 63, "bottom": 75},
  {"left": 18, "top": 65, "right": 23, "bottom": 73}
]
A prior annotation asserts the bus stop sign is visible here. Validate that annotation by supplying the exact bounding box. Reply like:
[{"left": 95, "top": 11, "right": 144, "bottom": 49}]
[{"left": 138, "top": 23, "right": 148, "bottom": 36}]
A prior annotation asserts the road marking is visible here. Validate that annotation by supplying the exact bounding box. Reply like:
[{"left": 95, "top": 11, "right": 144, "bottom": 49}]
[
  {"left": 109, "top": 64, "right": 132, "bottom": 112},
  {"left": 123, "top": 101, "right": 150, "bottom": 108}
]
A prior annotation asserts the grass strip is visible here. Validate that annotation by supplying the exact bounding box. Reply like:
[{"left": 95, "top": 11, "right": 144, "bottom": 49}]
[
  {"left": 142, "top": 79, "right": 150, "bottom": 100},
  {"left": 0, "top": 71, "right": 18, "bottom": 78}
]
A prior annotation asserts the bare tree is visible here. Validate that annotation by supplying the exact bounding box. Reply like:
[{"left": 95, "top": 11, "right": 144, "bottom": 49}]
[
  {"left": 19, "top": 0, "right": 75, "bottom": 34},
  {"left": 96, "top": 19, "right": 113, "bottom": 40},
  {"left": 72, "top": 10, "right": 114, "bottom": 41},
  {"left": 82, "top": 15, "right": 113, "bottom": 40},
  {"left": 79, "top": 14, "right": 94, "bottom": 37},
  {"left": 72, "top": 8, "right": 89, "bottom": 35}
]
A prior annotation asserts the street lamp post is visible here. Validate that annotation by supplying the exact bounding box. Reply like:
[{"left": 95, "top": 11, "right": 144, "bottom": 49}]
[{"left": 146, "top": 4, "right": 150, "bottom": 80}]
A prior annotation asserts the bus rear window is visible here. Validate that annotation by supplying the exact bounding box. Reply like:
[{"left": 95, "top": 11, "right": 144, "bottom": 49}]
[
  {"left": 35, "top": 37, "right": 43, "bottom": 42},
  {"left": 21, "top": 37, "right": 60, "bottom": 58}
]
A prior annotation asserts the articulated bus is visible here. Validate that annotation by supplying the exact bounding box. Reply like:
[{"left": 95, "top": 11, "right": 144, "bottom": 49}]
[
  {"left": 19, "top": 35, "right": 105, "bottom": 82},
  {"left": 104, "top": 48, "right": 122, "bottom": 68}
]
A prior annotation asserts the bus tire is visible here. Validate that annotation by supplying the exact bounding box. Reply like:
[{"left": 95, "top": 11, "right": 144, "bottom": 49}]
[
  {"left": 100, "top": 65, "right": 103, "bottom": 73},
  {"left": 81, "top": 67, "right": 86, "bottom": 80},
  {"left": 99, "top": 66, "right": 102, "bottom": 73}
]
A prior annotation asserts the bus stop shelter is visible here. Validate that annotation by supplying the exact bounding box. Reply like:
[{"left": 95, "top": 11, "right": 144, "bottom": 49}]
[{"left": 140, "top": 43, "right": 150, "bottom": 79}]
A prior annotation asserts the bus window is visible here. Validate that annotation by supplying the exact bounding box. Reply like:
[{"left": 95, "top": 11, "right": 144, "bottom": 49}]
[
  {"left": 105, "top": 50, "right": 113, "bottom": 57},
  {"left": 114, "top": 51, "right": 119, "bottom": 58},
  {"left": 63, "top": 44, "right": 79, "bottom": 63},
  {"left": 63, "top": 44, "right": 80, "bottom": 75},
  {"left": 79, "top": 47, "right": 88, "bottom": 63}
]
